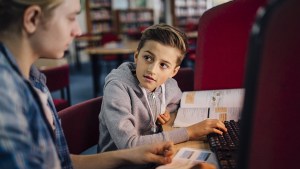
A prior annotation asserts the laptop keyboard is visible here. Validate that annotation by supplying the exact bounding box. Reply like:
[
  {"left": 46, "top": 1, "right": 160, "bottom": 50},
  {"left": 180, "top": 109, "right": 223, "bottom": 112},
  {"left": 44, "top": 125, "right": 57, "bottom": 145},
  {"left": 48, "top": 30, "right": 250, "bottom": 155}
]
[{"left": 207, "top": 120, "right": 240, "bottom": 169}]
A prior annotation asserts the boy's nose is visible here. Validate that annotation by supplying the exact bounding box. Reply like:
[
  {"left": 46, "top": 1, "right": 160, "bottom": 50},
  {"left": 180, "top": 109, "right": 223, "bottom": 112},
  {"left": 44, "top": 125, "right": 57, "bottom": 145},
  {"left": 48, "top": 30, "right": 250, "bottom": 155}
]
[{"left": 147, "top": 63, "right": 159, "bottom": 74}]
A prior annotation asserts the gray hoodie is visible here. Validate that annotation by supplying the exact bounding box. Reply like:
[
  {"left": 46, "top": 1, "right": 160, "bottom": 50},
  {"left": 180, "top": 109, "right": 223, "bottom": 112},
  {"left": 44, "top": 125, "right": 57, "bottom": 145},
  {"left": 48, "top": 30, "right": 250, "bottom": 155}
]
[{"left": 98, "top": 62, "right": 189, "bottom": 153}]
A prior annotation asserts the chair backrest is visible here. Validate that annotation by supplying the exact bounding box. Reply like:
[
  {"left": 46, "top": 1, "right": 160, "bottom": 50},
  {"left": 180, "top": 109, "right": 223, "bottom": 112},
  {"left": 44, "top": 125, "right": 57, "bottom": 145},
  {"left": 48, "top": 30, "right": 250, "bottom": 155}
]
[
  {"left": 173, "top": 67, "right": 194, "bottom": 92},
  {"left": 41, "top": 64, "right": 71, "bottom": 111},
  {"left": 99, "top": 32, "right": 121, "bottom": 61},
  {"left": 58, "top": 96, "right": 103, "bottom": 154},
  {"left": 42, "top": 64, "right": 70, "bottom": 92},
  {"left": 194, "top": 0, "right": 267, "bottom": 90},
  {"left": 100, "top": 32, "right": 120, "bottom": 45},
  {"left": 238, "top": 0, "right": 300, "bottom": 168}
]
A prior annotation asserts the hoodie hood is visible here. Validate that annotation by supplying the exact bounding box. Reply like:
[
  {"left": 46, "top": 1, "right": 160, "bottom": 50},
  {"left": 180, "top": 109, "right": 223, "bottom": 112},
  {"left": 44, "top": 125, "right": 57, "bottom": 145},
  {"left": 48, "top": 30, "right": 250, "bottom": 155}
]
[{"left": 104, "top": 62, "right": 140, "bottom": 92}]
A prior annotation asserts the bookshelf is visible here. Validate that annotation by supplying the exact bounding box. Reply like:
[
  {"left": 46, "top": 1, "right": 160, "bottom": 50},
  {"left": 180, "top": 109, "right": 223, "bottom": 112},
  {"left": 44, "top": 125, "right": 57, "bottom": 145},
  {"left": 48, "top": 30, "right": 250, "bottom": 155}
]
[
  {"left": 171, "top": 0, "right": 208, "bottom": 32},
  {"left": 114, "top": 9, "right": 154, "bottom": 39},
  {"left": 85, "top": 0, "right": 114, "bottom": 35}
]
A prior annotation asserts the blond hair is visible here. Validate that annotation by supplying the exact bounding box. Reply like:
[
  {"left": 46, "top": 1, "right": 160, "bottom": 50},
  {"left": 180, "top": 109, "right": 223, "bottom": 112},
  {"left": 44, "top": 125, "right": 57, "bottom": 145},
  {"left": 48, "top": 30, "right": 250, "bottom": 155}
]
[
  {"left": 137, "top": 23, "right": 188, "bottom": 66},
  {"left": 0, "top": 0, "right": 63, "bottom": 33}
]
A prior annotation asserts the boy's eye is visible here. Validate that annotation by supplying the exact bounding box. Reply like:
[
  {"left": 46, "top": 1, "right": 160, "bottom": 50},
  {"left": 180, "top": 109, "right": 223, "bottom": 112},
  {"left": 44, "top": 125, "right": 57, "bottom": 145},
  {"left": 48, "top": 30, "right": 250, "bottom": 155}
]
[
  {"left": 144, "top": 55, "right": 153, "bottom": 62},
  {"left": 160, "top": 63, "right": 169, "bottom": 69}
]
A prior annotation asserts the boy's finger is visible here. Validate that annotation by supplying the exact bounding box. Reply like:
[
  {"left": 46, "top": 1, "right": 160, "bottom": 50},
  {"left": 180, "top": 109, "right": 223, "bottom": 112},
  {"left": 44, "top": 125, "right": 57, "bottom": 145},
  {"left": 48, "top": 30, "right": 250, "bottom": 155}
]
[{"left": 157, "top": 117, "right": 165, "bottom": 124}]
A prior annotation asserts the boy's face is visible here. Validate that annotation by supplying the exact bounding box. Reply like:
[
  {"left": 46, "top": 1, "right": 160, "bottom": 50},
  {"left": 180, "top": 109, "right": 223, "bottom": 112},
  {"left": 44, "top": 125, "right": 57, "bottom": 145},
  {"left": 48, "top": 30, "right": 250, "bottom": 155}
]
[{"left": 134, "top": 40, "right": 180, "bottom": 92}]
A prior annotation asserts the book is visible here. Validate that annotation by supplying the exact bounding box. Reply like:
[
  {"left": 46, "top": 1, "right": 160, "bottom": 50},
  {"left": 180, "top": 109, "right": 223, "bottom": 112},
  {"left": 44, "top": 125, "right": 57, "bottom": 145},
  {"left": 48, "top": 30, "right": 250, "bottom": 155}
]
[
  {"left": 173, "top": 88, "right": 245, "bottom": 127},
  {"left": 156, "top": 147, "right": 219, "bottom": 169}
]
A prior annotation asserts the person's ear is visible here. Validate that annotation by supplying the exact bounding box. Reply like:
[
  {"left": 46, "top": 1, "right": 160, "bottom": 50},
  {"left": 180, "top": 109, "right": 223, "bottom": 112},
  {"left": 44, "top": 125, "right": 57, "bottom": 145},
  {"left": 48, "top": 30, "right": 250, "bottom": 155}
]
[
  {"left": 23, "top": 5, "right": 42, "bottom": 33},
  {"left": 133, "top": 51, "right": 139, "bottom": 64},
  {"left": 170, "top": 65, "right": 180, "bottom": 78}
]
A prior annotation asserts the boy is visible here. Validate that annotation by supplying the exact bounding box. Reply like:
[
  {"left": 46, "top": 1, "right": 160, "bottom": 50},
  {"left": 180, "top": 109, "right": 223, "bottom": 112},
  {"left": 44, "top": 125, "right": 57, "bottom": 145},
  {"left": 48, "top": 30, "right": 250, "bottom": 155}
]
[{"left": 98, "top": 23, "right": 227, "bottom": 153}]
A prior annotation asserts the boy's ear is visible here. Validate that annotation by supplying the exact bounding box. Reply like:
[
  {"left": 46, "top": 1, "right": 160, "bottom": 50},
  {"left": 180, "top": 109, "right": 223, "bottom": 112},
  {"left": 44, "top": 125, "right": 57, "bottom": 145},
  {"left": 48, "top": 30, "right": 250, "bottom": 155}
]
[
  {"left": 23, "top": 5, "right": 42, "bottom": 34},
  {"left": 133, "top": 51, "right": 139, "bottom": 64},
  {"left": 170, "top": 66, "right": 180, "bottom": 78}
]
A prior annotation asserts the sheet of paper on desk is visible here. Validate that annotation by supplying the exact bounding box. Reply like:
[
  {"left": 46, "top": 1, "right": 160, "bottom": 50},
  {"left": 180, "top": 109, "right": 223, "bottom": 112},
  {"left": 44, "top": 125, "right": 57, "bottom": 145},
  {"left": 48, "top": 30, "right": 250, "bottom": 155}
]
[
  {"left": 209, "top": 107, "right": 242, "bottom": 122},
  {"left": 179, "top": 89, "right": 244, "bottom": 109},
  {"left": 173, "top": 108, "right": 209, "bottom": 127},
  {"left": 156, "top": 148, "right": 219, "bottom": 169},
  {"left": 173, "top": 89, "right": 245, "bottom": 127}
]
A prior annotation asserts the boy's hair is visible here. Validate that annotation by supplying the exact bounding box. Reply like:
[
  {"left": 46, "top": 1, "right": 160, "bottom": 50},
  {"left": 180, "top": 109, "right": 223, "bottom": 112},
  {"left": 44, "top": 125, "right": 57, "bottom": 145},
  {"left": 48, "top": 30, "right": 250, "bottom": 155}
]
[{"left": 137, "top": 23, "right": 188, "bottom": 66}]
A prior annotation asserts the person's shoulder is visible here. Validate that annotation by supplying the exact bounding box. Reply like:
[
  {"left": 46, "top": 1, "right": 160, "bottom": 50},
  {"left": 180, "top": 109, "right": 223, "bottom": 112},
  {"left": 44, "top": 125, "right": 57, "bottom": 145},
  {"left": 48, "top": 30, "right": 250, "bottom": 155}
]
[
  {"left": 104, "top": 76, "right": 140, "bottom": 94},
  {"left": 105, "top": 62, "right": 139, "bottom": 87},
  {"left": 165, "top": 78, "right": 182, "bottom": 95},
  {"left": 0, "top": 62, "right": 19, "bottom": 89},
  {"left": 0, "top": 59, "right": 28, "bottom": 106},
  {"left": 0, "top": 50, "right": 22, "bottom": 84},
  {"left": 165, "top": 78, "right": 179, "bottom": 87}
]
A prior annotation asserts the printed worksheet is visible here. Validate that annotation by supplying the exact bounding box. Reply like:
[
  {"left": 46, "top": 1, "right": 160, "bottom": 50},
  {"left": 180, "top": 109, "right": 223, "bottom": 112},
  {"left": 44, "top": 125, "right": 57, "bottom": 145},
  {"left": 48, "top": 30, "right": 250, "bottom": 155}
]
[
  {"left": 156, "top": 148, "right": 219, "bottom": 169},
  {"left": 173, "top": 108, "right": 208, "bottom": 127},
  {"left": 180, "top": 89, "right": 244, "bottom": 108},
  {"left": 173, "top": 89, "right": 244, "bottom": 127}
]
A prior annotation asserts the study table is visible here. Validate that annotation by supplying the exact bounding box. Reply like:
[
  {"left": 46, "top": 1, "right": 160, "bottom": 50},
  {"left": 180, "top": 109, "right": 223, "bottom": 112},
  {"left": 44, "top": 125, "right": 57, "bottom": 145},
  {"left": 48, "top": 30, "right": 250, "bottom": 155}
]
[
  {"left": 34, "top": 58, "right": 68, "bottom": 70},
  {"left": 163, "top": 112, "right": 209, "bottom": 152},
  {"left": 85, "top": 40, "right": 139, "bottom": 97},
  {"left": 150, "top": 112, "right": 211, "bottom": 169}
]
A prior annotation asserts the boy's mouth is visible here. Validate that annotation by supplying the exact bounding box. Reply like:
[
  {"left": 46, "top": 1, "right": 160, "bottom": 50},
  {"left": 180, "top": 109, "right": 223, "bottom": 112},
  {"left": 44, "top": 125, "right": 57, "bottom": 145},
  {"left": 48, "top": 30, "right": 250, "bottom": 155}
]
[{"left": 144, "top": 75, "right": 156, "bottom": 82}]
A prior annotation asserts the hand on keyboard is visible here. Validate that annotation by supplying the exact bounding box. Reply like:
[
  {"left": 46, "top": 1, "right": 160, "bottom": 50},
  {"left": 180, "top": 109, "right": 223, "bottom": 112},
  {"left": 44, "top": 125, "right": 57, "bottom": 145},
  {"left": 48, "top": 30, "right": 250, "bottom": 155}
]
[
  {"left": 186, "top": 119, "right": 227, "bottom": 140},
  {"left": 207, "top": 120, "right": 240, "bottom": 169}
]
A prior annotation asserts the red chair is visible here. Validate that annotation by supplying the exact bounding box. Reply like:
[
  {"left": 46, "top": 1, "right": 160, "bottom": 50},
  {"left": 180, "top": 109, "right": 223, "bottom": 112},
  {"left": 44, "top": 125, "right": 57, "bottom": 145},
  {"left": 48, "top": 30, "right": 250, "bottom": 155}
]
[
  {"left": 100, "top": 32, "right": 121, "bottom": 61},
  {"left": 238, "top": 0, "right": 300, "bottom": 168},
  {"left": 58, "top": 97, "right": 103, "bottom": 154},
  {"left": 41, "top": 64, "right": 71, "bottom": 111},
  {"left": 194, "top": 0, "right": 267, "bottom": 90},
  {"left": 173, "top": 68, "right": 194, "bottom": 92}
]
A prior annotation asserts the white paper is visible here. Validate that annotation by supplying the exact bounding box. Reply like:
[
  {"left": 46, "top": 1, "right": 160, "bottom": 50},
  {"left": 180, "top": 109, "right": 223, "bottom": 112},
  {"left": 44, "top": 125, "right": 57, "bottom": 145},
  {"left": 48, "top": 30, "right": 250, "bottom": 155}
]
[
  {"left": 209, "top": 107, "right": 242, "bottom": 121},
  {"left": 180, "top": 89, "right": 244, "bottom": 108},
  {"left": 174, "top": 89, "right": 244, "bottom": 127},
  {"left": 173, "top": 108, "right": 208, "bottom": 127},
  {"left": 156, "top": 148, "right": 219, "bottom": 169}
]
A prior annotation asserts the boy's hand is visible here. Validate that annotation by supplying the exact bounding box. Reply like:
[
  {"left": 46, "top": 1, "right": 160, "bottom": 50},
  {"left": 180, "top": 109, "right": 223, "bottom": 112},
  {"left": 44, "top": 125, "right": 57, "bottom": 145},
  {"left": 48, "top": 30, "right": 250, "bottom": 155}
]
[
  {"left": 187, "top": 119, "right": 227, "bottom": 140},
  {"left": 157, "top": 111, "right": 171, "bottom": 125}
]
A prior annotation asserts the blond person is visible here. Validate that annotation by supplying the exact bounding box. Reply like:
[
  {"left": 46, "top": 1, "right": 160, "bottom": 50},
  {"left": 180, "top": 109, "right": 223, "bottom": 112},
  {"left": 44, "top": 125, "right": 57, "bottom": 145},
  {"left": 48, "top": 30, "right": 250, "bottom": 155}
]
[{"left": 0, "top": 0, "right": 175, "bottom": 168}]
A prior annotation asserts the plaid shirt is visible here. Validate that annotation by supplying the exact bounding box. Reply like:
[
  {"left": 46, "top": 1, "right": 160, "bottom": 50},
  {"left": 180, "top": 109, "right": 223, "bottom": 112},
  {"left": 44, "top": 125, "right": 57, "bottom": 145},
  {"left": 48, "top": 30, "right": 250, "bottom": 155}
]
[
  {"left": 30, "top": 67, "right": 73, "bottom": 169},
  {"left": 0, "top": 42, "right": 72, "bottom": 168}
]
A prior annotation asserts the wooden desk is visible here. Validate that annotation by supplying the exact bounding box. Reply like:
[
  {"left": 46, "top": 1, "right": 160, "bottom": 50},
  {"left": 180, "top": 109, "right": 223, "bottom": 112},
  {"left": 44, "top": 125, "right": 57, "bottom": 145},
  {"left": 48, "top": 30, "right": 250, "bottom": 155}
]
[
  {"left": 85, "top": 41, "right": 139, "bottom": 97},
  {"left": 34, "top": 58, "right": 68, "bottom": 70},
  {"left": 163, "top": 112, "right": 209, "bottom": 153},
  {"left": 75, "top": 35, "right": 102, "bottom": 42}
]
